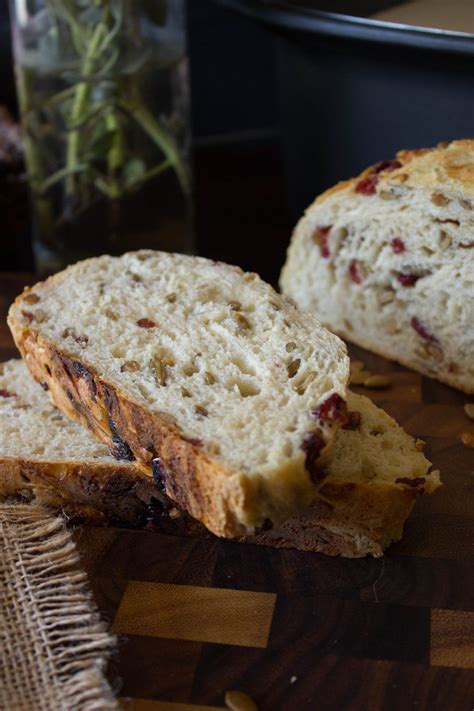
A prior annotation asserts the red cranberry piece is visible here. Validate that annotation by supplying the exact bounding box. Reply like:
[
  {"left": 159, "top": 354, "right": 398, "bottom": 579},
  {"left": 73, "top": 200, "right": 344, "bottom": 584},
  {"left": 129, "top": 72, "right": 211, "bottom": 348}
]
[
  {"left": 395, "top": 476, "right": 426, "bottom": 488},
  {"left": 0, "top": 389, "right": 15, "bottom": 398},
  {"left": 342, "top": 411, "right": 361, "bottom": 430},
  {"left": 411, "top": 316, "right": 439, "bottom": 344},
  {"left": 391, "top": 237, "right": 406, "bottom": 254},
  {"left": 21, "top": 310, "right": 35, "bottom": 322},
  {"left": 312, "top": 225, "right": 331, "bottom": 258},
  {"left": 137, "top": 318, "right": 157, "bottom": 329},
  {"left": 396, "top": 272, "right": 421, "bottom": 287},
  {"left": 355, "top": 174, "right": 378, "bottom": 195},
  {"left": 301, "top": 431, "right": 326, "bottom": 483},
  {"left": 312, "top": 393, "right": 348, "bottom": 424},
  {"left": 373, "top": 160, "right": 401, "bottom": 174},
  {"left": 318, "top": 226, "right": 331, "bottom": 258},
  {"left": 349, "top": 260, "right": 363, "bottom": 284},
  {"left": 355, "top": 160, "right": 401, "bottom": 196}
]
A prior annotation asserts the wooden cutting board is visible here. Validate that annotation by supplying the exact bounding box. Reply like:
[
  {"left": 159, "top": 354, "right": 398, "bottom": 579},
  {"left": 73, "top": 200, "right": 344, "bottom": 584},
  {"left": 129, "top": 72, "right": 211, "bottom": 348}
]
[{"left": 1, "top": 273, "right": 474, "bottom": 711}]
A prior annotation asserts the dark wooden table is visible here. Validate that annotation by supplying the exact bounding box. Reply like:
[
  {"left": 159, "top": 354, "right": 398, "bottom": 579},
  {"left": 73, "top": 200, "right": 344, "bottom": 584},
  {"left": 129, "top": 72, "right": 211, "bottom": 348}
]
[{"left": 1, "top": 272, "right": 474, "bottom": 711}]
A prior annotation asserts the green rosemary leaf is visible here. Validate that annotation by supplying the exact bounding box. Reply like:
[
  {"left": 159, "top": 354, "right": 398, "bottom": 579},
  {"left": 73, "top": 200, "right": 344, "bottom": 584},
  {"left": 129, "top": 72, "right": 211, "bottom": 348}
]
[
  {"left": 124, "top": 158, "right": 146, "bottom": 188},
  {"left": 37, "top": 163, "right": 89, "bottom": 194},
  {"left": 88, "top": 125, "right": 116, "bottom": 162}
]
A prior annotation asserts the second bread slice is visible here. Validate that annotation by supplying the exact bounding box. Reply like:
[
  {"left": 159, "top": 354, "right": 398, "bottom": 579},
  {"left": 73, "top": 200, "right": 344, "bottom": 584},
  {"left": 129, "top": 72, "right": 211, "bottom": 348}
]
[
  {"left": 8, "top": 251, "right": 350, "bottom": 537},
  {"left": 0, "top": 360, "right": 440, "bottom": 557}
]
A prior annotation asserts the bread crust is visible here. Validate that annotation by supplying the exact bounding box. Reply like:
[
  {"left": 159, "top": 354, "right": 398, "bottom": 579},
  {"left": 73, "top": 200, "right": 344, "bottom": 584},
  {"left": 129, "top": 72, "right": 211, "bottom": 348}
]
[
  {"left": 0, "top": 453, "right": 428, "bottom": 558},
  {"left": 247, "top": 477, "right": 426, "bottom": 557},
  {"left": 310, "top": 139, "right": 474, "bottom": 211},
  {"left": 9, "top": 323, "right": 327, "bottom": 538},
  {"left": 0, "top": 456, "right": 203, "bottom": 534}
]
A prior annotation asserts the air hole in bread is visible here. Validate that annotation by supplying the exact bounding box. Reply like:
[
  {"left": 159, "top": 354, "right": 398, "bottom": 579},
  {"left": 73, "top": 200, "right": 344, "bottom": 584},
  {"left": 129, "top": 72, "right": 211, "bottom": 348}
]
[
  {"left": 321, "top": 377, "right": 335, "bottom": 392},
  {"left": 229, "top": 356, "right": 257, "bottom": 378},
  {"left": 228, "top": 379, "right": 260, "bottom": 398},
  {"left": 370, "top": 426, "right": 386, "bottom": 436}
]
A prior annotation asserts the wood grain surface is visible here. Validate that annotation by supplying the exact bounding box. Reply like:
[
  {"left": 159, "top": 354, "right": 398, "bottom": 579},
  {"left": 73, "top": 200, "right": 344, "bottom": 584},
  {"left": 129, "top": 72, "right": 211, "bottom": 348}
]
[{"left": 1, "top": 272, "right": 474, "bottom": 711}]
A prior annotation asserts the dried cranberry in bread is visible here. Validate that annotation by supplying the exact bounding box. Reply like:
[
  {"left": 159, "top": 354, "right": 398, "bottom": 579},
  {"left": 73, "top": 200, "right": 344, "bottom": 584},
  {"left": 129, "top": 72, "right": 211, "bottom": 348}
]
[
  {"left": 0, "top": 360, "right": 440, "bottom": 557},
  {"left": 251, "top": 390, "right": 441, "bottom": 557},
  {"left": 8, "top": 252, "right": 349, "bottom": 537},
  {"left": 281, "top": 140, "right": 474, "bottom": 394}
]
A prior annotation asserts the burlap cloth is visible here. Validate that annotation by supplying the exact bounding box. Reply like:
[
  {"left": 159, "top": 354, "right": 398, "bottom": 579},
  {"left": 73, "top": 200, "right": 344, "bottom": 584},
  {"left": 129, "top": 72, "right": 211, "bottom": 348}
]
[{"left": 0, "top": 504, "right": 119, "bottom": 710}]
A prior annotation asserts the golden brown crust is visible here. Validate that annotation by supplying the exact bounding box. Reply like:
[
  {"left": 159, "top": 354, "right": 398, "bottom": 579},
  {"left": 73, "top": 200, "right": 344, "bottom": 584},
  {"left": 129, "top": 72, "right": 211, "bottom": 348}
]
[
  {"left": 8, "top": 321, "right": 324, "bottom": 538},
  {"left": 247, "top": 476, "right": 425, "bottom": 557},
  {"left": 0, "top": 456, "right": 204, "bottom": 534},
  {"left": 0, "top": 452, "right": 427, "bottom": 557},
  {"left": 311, "top": 139, "right": 474, "bottom": 213}
]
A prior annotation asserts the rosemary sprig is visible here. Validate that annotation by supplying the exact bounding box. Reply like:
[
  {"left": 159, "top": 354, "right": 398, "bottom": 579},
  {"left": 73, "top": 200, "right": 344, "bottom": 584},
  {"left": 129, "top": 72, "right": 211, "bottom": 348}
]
[{"left": 20, "top": 0, "right": 188, "bottom": 234}]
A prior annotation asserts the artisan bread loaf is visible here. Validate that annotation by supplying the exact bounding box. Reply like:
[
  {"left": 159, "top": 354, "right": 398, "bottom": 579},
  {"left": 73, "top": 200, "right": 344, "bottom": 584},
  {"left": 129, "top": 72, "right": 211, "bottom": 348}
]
[
  {"left": 8, "top": 251, "right": 350, "bottom": 537},
  {"left": 0, "top": 359, "right": 199, "bottom": 530},
  {"left": 280, "top": 140, "right": 474, "bottom": 393},
  {"left": 0, "top": 360, "right": 440, "bottom": 557}
]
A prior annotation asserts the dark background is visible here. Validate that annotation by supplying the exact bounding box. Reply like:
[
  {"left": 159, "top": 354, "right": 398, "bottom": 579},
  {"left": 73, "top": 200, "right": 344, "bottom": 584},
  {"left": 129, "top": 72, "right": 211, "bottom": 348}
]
[{"left": 2, "top": 0, "right": 474, "bottom": 282}]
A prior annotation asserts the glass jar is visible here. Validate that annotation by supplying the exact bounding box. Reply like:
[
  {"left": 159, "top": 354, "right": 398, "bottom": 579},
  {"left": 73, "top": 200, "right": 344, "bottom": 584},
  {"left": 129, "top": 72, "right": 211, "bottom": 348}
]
[{"left": 9, "top": 0, "right": 193, "bottom": 275}]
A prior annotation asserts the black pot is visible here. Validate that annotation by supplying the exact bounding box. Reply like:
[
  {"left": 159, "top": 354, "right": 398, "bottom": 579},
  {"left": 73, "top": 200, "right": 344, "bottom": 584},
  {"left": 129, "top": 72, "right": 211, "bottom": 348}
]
[{"left": 215, "top": 1, "right": 474, "bottom": 219}]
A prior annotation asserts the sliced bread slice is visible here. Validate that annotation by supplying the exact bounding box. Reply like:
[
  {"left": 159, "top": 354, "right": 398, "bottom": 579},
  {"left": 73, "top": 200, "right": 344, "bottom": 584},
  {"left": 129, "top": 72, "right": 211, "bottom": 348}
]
[
  {"left": 0, "top": 360, "right": 440, "bottom": 557},
  {"left": 280, "top": 140, "right": 474, "bottom": 394},
  {"left": 0, "top": 359, "right": 200, "bottom": 532},
  {"left": 7, "top": 251, "right": 350, "bottom": 537}
]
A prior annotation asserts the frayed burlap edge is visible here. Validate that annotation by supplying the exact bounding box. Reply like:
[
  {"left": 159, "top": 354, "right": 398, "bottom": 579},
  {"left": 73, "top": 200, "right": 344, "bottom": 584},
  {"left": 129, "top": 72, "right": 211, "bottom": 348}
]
[{"left": 0, "top": 504, "right": 119, "bottom": 711}]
